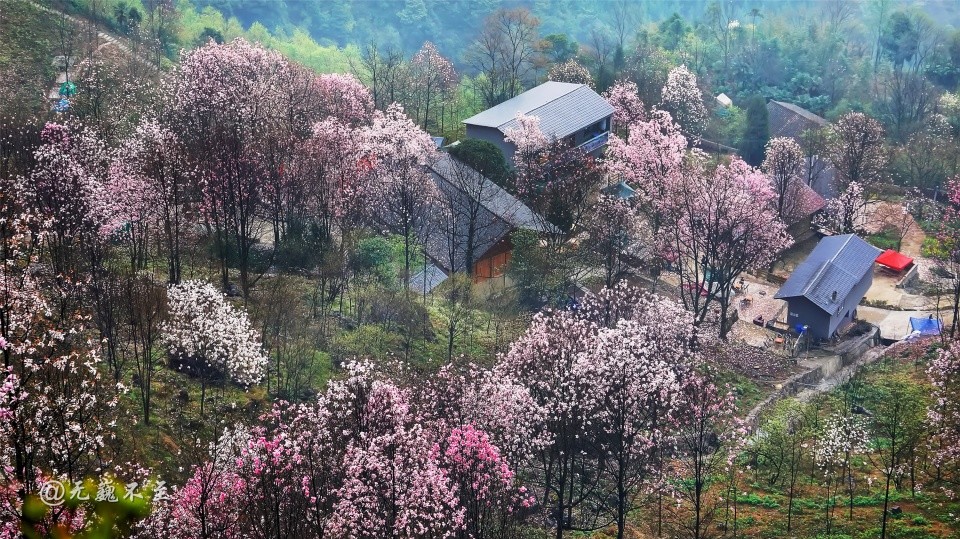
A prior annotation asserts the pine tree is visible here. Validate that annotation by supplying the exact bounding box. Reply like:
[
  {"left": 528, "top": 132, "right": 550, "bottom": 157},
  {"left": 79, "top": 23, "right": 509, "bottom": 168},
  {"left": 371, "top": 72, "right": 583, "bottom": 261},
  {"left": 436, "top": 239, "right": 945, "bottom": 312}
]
[{"left": 741, "top": 95, "right": 769, "bottom": 166}]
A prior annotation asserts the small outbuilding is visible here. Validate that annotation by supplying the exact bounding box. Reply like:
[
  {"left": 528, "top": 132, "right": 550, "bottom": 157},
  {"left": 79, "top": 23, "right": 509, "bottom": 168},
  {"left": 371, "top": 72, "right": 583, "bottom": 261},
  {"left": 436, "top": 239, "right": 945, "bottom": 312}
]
[{"left": 774, "top": 234, "right": 881, "bottom": 340}]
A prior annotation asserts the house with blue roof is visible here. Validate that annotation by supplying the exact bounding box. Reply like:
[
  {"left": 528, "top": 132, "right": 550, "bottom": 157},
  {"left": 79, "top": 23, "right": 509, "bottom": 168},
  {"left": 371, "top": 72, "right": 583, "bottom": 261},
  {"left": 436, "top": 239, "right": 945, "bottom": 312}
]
[
  {"left": 774, "top": 234, "right": 881, "bottom": 340},
  {"left": 462, "top": 81, "right": 614, "bottom": 166}
]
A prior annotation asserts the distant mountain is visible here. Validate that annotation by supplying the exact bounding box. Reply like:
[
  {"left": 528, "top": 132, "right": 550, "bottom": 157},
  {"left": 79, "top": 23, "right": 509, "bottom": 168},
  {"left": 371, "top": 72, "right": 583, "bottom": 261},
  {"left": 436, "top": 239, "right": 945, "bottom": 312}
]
[{"left": 191, "top": 0, "right": 711, "bottom": 61}]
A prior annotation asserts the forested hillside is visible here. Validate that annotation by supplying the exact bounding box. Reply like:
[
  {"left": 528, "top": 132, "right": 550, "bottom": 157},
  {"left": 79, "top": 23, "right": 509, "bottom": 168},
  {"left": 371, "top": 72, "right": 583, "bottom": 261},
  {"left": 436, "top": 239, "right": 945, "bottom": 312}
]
[
  {"left": 191, "top": 0, "right": 960, "bottom": 63},
  {"left": 51, "top": 0, "right": 960, "bottom": 147},
  {"left": 7, "top": 0, "right": 960, "bottom": 538}
]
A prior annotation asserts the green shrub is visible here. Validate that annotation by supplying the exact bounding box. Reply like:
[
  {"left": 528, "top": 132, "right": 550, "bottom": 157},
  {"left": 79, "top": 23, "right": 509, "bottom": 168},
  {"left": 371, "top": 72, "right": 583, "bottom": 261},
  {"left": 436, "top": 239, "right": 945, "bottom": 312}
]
[
  {"left": 738, "top": 492, "right": 781, "bottom": 509},
  {"left": 921, "top": 236, "right": 943, "bottom": 258},
  {"left": 447, "top": 139, "right": 512, "bottom": 188},
  {"left": 866, "top": 227, "right": 901, "bottom": 250}
]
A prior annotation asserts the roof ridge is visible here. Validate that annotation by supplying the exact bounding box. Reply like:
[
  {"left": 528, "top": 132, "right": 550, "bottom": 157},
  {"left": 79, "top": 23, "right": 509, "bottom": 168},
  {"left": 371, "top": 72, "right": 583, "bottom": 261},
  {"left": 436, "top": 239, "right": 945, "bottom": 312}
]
[
  {"left": 771, "top": 99, "right": 828, "bottom": 125},
  {"left": 429, "top": 154, "right": 537, "bottom": 228},
  {"left": 498, "top": 83, "right": 585, "bottom": 128},
  {"left": 799, "top": 260, "right": 831, "bottom": 297},
  {"left": 830, "top": 236, "right": 864, "bottom": 279},
  {"left": 805, "top": 236, "right": 860, "bottom": 296}
]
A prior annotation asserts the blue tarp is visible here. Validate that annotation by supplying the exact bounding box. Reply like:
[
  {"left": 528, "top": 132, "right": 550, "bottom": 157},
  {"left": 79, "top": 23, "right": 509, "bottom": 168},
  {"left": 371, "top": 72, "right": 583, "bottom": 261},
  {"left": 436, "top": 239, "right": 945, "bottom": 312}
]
[{"left": 909, "top": 317, "right": 942, "bottom": 336}]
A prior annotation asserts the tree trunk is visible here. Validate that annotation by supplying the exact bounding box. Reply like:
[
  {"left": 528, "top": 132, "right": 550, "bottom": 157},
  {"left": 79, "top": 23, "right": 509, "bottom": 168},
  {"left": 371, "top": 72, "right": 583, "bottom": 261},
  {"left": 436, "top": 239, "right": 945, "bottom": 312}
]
[
  {"left": 616, "top": 469, "right": 626, "bottom": 539},
  {"left": 200, "top": 379, "right": 206, "bottom": 418},
  {"left": 880, "top": 471, "right": 893, "bottom": 538},
  {"left": 951, "top": 281, "right": 960, "bottom": 338}
]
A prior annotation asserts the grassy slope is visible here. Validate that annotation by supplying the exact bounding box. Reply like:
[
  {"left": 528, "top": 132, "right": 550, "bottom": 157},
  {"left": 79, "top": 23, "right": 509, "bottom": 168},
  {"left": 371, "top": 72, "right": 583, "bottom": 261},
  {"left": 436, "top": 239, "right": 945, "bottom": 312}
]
[
  {"left": 717, "top": 342, "right": 959, "bottom": 539},
  {"left": 0, "top": 0, "right": 60, "bottom": 118}
]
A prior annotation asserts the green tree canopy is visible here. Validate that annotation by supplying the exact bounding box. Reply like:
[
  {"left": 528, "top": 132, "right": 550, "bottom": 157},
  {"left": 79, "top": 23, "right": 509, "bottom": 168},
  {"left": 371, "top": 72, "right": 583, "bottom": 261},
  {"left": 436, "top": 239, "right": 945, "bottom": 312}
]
[
  {"left": 447, "top": 139, "right": 511, "bottom": 188},
  {"left": 740, "top": 95, "right": 769, "bottom": 166}
]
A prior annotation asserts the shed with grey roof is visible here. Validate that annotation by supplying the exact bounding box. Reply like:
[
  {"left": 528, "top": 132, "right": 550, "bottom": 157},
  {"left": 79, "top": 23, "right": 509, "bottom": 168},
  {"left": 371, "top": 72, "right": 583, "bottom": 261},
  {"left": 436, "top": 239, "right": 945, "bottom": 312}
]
[
  {"left": 774, "top": 234, "right": 881, "bottom": 339},
  {"left": 766, "top": 100, "right": 837, "bottom": 199},
  {"left": 423, "top": 153, "right": 558, "bottom": 285},
  {"left": 463, "top": 81, "right": 614, "bottom": 165}
]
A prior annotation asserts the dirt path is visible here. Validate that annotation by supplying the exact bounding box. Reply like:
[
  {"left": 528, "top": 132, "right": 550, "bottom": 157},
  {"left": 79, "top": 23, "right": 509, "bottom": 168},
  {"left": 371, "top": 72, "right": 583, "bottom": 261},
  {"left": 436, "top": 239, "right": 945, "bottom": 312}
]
[
  {"left": 863, "top": 200, "right": 926, "bottom": 258},
  {"left": 35, "top": 1, "right": 154, "bottom": 103}
]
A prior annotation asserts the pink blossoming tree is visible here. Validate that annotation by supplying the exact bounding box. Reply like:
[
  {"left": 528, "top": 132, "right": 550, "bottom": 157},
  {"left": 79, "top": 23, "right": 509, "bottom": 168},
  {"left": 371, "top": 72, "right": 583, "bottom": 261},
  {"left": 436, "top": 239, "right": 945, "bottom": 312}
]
[
  {"left": 499, "top": 283, "right": 702, "bottom": 539},
  {"left": 603, "top": 80, "right": 646, "bottom": 137},
  {"left": 763, "top": 137, "right": 808, "bottom": 222},
  {"left": 364, "top": 103, "right": 439, "bottom": 286},
  {"left": 662, "top": 158, "right": 793, "bottom": 339}
]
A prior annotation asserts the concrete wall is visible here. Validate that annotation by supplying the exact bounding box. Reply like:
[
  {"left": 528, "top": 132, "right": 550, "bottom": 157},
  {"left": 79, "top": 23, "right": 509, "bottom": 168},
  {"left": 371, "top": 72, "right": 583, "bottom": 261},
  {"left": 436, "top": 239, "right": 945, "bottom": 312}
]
[
  {"left": 743, "top": 325, "right": 880, "bottom": 433},
  {"left": 896, "top": 264, "right": 920, "bottom": 289},
  {"left": 464, "top": 124, "right": 516, "bottom": 165}
]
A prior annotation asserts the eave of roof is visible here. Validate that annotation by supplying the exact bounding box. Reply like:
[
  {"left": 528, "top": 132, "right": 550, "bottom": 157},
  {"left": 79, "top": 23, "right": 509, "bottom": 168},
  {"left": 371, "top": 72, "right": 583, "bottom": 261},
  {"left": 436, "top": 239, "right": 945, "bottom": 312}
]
[{"left": 462, "top": 82, "right": 614, "bottom": 140}]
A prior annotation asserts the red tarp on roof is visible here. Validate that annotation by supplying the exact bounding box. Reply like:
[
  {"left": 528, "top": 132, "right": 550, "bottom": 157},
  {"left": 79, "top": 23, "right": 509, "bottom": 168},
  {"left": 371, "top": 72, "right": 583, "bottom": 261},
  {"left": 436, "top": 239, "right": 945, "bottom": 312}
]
[{"left": 876, "top": 249, "right": 913, "bottom": 272}]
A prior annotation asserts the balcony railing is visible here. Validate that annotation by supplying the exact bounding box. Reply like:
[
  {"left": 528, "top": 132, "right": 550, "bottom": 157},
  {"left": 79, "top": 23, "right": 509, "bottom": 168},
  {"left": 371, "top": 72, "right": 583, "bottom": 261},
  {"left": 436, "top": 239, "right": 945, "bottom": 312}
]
[{"left": 576, "top": 131, "right": 609, "bottom": 153}]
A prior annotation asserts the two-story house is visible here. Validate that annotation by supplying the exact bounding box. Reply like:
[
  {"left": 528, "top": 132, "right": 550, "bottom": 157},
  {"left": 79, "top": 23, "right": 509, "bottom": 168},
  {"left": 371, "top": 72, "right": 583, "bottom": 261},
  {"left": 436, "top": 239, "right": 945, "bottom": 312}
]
[{"left": 462, "top": 81, "right": 614, "bottom": 166}]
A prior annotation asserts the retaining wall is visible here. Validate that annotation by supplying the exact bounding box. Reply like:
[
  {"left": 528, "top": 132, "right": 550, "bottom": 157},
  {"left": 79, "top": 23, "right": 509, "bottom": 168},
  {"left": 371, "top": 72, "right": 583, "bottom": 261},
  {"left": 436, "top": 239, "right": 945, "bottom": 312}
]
[{"left": 742, "top": 325, "right": 880, "bottom": 433}]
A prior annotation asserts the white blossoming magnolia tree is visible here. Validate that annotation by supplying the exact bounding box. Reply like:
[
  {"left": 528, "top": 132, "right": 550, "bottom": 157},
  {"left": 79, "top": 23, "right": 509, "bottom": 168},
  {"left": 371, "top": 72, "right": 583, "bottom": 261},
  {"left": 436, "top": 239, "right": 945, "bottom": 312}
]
[
  {"left": 660, "top": 65, "right": 707, "bottom": 140},
  {"left": 161, "top": 280, "right": 267, "bottom": 416}
]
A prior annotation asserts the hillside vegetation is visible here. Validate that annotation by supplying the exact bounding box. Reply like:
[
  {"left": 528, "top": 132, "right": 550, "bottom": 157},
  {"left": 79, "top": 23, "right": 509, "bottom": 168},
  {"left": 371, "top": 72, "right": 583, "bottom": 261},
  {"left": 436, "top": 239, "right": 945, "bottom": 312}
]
[{"left": 4, "top": 1, "right": 960, "bottom": 538}]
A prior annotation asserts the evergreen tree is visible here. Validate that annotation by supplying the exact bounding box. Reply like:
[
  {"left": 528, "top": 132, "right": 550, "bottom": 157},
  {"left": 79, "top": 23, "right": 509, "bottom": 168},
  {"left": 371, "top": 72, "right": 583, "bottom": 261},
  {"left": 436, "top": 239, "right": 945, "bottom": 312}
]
[
  {"left": 741, "top": 95, "right": 769, "bottom": 166},
  {"left": 447, "top": 139, "right": 511, "bottom": 188}
]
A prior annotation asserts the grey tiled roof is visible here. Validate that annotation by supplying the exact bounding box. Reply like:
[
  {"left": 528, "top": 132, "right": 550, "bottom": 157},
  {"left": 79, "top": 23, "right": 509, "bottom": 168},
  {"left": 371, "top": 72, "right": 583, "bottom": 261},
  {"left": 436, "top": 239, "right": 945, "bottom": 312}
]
[
  {"left": 409, "top": 262, "right": 448, "bottom": 294},
  {"left": 429, "top": 154, "right": 557, "bottom": 234},
  {"left": 424, "top": 154, "right": 558, "bottom": 273},
  {"left": 462, "top": 82, "right": 614, "bottom": 140},
  {"left": 774, "top": 234, "right": 881, "bottom": 314},
  {"left": 767, "top": 100, "right": 828, "bottom": 141}
]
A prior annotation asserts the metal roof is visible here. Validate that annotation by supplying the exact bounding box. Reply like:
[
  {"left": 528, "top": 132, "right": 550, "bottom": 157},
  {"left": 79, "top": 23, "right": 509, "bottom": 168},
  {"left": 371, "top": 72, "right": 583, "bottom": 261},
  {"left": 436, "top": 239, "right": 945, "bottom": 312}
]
[
  {"left": 424, "top": 153, "right": 558, "bottom": 273},
  {"left": 429, "top": 154, "right": 557, "bottom": 234},
  {"left": 767, "top": 100, "right": 828, "bottom": 141},
  {"left": 774, "top": 234, "right": 881, "bottom": 314},
  {"left": 601, "top": 181, "right": 636, "bottom": 200},
  {"left": 462, "top": 82, "right": 614, "bottom": 140},
  {"left": 409, "top": 262, "right": 448, "bottom": 294}
]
